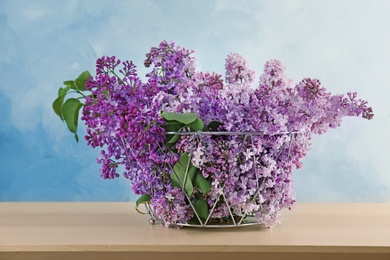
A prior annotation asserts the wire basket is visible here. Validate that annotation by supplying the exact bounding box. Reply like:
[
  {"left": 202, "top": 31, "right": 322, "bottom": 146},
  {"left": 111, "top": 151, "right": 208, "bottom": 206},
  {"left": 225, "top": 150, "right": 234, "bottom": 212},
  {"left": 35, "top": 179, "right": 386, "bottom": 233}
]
[{"left": 138, "top": 131, "right": 297, "bottom": 228}]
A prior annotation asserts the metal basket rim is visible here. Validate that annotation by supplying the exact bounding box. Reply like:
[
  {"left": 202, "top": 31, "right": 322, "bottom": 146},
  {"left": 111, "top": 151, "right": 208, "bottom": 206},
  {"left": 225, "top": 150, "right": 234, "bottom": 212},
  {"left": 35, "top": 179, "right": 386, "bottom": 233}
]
[{"left": 165, "top": 131, "right": 299, "bottom": 136}]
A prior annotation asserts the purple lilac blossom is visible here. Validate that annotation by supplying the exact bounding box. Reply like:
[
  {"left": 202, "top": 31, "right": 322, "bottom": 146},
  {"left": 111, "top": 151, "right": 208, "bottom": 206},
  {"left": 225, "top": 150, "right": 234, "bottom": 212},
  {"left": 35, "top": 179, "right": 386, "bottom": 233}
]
[{"left": 80, "top": 40, "right": 373, "bottom": 227}]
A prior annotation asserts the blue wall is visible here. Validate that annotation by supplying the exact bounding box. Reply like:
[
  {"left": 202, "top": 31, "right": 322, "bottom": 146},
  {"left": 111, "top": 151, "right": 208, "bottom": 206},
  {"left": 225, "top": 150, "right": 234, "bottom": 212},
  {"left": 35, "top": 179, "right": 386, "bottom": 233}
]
[{"left": 1, "top": 0, "right": 388, "bottom": 202}]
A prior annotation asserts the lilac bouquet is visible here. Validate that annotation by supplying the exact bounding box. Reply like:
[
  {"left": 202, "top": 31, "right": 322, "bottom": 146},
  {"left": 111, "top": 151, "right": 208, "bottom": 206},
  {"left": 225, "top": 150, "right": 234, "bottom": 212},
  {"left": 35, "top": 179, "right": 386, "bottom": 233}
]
[{"left": 53, "top": 41, "right": 373, "bottom": 227}]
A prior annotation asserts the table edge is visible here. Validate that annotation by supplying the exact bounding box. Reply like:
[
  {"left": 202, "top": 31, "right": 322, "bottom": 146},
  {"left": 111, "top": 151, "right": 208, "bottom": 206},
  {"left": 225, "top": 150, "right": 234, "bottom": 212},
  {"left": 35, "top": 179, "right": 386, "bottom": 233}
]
[{"left": 1, "top": 245, "right": 390, "bottom": 253}]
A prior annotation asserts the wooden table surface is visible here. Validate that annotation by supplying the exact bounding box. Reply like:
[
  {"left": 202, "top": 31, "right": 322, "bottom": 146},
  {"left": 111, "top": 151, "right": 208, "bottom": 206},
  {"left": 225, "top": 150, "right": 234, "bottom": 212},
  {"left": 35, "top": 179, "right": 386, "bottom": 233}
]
[{"left": 1, "top": 202, "right": 390, "bottom": 260}]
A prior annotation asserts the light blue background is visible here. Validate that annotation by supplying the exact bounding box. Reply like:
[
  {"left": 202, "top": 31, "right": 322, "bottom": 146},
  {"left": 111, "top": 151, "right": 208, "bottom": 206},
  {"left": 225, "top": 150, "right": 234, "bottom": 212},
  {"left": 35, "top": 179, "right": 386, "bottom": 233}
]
[{"left": 1, "top": 0, "right": 389, "bottom": 202}]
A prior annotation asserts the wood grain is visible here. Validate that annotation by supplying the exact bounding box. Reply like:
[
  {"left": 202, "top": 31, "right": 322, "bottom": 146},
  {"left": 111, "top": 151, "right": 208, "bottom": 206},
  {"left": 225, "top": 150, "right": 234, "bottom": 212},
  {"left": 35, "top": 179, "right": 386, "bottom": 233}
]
[{"left": 1, "top": 202, "right": 389, "bottom": 260}]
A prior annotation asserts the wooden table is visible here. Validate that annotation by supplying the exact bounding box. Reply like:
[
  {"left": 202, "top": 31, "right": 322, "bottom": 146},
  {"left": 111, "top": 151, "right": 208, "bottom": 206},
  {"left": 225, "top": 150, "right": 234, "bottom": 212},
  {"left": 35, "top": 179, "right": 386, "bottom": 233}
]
[{"left": 1, "top": 202, "right": 389, "bottom": 260}]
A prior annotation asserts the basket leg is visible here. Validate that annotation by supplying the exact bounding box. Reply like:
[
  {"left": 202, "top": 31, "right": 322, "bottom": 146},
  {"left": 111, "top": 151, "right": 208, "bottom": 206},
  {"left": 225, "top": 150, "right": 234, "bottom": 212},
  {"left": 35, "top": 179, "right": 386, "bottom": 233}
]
[{"left": 145, "top": 202, "right": 156, "bottom": 225}]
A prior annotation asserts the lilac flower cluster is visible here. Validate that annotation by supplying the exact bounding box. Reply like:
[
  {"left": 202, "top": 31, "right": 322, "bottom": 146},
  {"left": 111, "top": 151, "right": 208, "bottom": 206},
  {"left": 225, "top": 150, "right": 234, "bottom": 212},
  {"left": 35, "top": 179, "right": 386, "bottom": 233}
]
[{"left": 81, "top": 41, "right": 373, "bottom": 227}]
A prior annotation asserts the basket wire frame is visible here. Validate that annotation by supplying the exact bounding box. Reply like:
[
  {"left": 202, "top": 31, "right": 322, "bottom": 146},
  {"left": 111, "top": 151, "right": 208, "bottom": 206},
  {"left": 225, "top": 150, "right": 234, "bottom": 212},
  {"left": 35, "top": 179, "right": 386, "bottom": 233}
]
[{"left": 132, "top": 131, "right": 296, "bottom": 228}]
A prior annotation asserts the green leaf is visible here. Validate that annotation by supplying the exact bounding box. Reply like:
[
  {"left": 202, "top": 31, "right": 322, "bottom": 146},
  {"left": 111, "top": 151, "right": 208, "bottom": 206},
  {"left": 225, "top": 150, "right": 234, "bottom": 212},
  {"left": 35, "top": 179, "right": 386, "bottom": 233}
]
[
  {"left": 170, "top": 153, "right": 186, "bottom": 188},
  {"left": 188, "top": 164, "right": 197, "bottom": 182},
  {"left": 54, "top": 86, "right": 73, "bottom": 120},
  {"left": 194, "top": 198, "right": 209, "bottom": 220},
  {"left": 170, "top": 152, "right": 194, "bottom": 196},
  {"left": 187, "top": 118, "right": 204, "bottom": 131},
  {"left": 163, "top": 121, "right": 186, "bottom": 147},
  {"left": 194, "top": 171, "right": 211, "bottom": 194},
  {"left": 165, "top": 126, "right": 185, "bottom": 146},
  {"left": 63, "top": 80, "right": 77, "bottom": 91},
  {"left": 166, "top": 133, "right": 181, "bottom": 144},
  {"left": 162, "top": 121, "right": 184, "bottom": 132},
  {"left": 52, "top": 94, "right": 66, "bottom": 121},
  {"left": 58, "top": 86, "right": 70, "bottom": 97},
  {"left": 136, "top": 194, "right": 152, "bottom": 208},
  {"left": 74, "top": 133, "right": 79, "bottom": 142},
  {"left": 63, "top": 71, "right": 91, "bottom": 92},
  {"left": 62, "top": 98, "right": 83, "bottom": 142},
  {"left": 207, "top": 120, "right": 223, "bottom": 131},
  {"left": 74, "top": 71, "right": 91, "bottom": 91},
  {"left": 161, "top": 111, "right": 198, "bottom": 125}
]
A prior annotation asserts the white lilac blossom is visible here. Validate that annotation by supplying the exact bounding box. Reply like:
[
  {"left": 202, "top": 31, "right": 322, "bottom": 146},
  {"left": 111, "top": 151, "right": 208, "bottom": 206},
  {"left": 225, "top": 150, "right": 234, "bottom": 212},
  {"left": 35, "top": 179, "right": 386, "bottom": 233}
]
[{"left": 55, "top": 40, "right": 373, "bottom": 228}]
